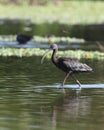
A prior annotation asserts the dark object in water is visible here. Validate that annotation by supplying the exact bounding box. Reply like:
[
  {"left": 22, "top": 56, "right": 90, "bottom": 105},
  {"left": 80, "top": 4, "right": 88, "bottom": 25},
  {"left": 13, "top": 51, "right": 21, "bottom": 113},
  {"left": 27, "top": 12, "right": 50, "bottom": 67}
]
[
  {"left": 41, "top": 44, "right": 93, "bottom": 89},
  {"left": 16, "top": 34, "right": 33, "bottom": 44}
]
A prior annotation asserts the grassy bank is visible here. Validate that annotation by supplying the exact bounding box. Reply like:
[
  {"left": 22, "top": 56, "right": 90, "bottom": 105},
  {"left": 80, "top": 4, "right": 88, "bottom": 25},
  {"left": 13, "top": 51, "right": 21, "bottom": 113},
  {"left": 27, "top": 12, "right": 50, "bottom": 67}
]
[
  {"left": 0, "top": 48, "right": 103, "bottom": 60},
  {"left": 0, "top": 1, "right": 104, "bottom": 24}
]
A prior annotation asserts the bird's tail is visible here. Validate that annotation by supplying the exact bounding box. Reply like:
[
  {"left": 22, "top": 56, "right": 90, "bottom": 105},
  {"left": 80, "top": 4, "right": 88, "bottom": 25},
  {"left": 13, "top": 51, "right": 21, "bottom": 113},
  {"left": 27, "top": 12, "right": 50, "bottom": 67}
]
[{"left": 83, "top": 64, "right": 93, "bottom": 72}]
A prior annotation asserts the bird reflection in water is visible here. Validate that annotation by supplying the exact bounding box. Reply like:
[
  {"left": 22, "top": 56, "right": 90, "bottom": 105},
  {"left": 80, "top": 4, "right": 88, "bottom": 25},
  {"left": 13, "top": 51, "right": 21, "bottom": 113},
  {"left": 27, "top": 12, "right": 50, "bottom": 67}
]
[{"left": 51, "top": 94, "right": 91, "bottom": 129}]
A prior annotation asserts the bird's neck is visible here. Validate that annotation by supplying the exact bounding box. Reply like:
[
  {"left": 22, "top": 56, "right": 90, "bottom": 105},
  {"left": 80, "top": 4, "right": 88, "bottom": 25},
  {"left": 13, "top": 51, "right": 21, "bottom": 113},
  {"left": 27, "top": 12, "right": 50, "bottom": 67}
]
[{"left": 51, "top": 49, "right": 57, "bottom": 64}]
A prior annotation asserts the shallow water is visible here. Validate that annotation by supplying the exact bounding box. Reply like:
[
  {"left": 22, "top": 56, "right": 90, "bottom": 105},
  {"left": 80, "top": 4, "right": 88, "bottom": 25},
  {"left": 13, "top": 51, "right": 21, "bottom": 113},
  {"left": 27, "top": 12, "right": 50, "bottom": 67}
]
[
  {"left": 0, "top": 56, "right": 104, "bottom": 130},
  {"left": 0, "top": 19, "right": 104, "bottom": 130},
  {"left": 0, "top": 40, "right": 102, "bottom": 52}
]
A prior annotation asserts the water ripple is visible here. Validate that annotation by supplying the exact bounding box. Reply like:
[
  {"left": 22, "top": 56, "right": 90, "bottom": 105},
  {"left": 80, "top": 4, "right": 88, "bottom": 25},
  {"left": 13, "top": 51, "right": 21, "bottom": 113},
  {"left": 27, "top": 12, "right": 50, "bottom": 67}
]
[{"left": 36, "top": 84, "right": 104, "bottom": 89}]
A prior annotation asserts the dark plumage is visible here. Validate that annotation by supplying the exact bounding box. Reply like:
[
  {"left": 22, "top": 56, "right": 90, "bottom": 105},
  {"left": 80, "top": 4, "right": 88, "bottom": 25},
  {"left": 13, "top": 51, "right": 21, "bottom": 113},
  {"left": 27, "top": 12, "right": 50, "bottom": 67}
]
[
  {"left": 41, "top": 44, "right": 93, "bottom": 89},
  {"left": 54, "top": 57, "right": 92, "bottom": 73},
  {"left": 16, "top": 34, "right": 33, "bottom": 44}
]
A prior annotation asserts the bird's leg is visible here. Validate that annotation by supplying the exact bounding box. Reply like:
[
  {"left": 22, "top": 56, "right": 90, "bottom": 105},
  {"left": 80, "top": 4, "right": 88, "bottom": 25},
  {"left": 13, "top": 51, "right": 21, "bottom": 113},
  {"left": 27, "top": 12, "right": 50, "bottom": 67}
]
[
  {"left": 60, "top": 71, "right": 73, "bottom": 88},
  {"left": 58, "top": 72, "right": 71, "bottom": 94},
  {"left": 72, "top": 74, "right": 81, "bottom": 89}
]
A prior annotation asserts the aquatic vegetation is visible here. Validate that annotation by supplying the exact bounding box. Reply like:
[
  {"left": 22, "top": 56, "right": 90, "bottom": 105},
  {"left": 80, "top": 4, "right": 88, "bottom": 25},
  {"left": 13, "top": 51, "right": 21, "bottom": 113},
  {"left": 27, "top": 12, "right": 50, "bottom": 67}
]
[
  {"left": 0, "top": 48, "right": 103, "bottom": 60},
  {"left": 34, "top": 36, "right": 85, "bottom": 44},
  {"left": 0, "top": 35, "right": 85, "bottom": 43}
]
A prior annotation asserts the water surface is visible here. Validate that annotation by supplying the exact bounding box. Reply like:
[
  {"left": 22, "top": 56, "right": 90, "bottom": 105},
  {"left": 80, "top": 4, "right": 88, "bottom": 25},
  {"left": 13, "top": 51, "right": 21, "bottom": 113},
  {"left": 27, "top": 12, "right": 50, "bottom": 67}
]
[
  {"left": 0, "top": 57, "right": 104, "bottom": 130},
  {"left": 0, "top": 18, "right": 104, "bottom": 130}
]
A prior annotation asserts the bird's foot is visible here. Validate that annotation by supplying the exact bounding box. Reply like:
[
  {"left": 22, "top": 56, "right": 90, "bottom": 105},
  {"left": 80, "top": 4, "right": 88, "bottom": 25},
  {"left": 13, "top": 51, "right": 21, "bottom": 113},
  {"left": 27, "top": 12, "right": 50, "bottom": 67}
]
[
  {"left": 57, "top": 84, "right": 64, "bottom": 89},
  {"left": 57, "top": 84, "right": 66, "bottom": 94},
  {"left": 77, "top": 85, "right": 81, "bottom": 91}
]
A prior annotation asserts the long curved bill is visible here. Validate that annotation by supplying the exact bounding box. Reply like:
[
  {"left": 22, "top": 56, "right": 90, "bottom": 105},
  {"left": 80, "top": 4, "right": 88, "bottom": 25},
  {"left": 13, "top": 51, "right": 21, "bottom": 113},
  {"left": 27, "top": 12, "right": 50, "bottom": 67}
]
[{"left": 41, "top": 49, "right": 51, "bottom": 64}]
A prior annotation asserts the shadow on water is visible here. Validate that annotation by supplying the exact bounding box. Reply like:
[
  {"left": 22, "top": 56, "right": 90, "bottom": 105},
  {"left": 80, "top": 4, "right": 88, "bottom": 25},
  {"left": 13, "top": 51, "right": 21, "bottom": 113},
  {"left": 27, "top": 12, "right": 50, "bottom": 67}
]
[{"left": 0, "top": 56, "right": 104, "bottom": 129}]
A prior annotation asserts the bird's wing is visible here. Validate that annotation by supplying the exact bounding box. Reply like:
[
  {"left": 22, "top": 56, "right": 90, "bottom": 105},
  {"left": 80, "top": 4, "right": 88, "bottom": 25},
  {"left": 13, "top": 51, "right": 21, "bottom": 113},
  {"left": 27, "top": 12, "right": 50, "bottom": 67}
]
[{"left": 59, "top": 57, "right": 92, "bottom": 72}]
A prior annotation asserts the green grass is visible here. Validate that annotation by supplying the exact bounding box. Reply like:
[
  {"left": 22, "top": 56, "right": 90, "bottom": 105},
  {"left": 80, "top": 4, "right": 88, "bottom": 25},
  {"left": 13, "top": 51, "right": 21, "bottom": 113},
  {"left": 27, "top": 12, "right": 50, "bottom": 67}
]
[
  {"left": 0, "top": 1, "right": 104, "bottom": 24},
  {"left": 0, "top": 48, "right": 103, "bottom": 60}
]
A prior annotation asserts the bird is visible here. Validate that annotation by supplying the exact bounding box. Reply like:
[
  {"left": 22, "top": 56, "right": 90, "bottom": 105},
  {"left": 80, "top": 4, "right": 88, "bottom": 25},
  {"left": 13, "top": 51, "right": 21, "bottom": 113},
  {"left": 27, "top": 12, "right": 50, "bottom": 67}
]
[
  {"left": 16, "top": 34, "right": 33, "bottom": 44},
  {"left": 41, "top": 44, "right": 93, "bottom": 89}
]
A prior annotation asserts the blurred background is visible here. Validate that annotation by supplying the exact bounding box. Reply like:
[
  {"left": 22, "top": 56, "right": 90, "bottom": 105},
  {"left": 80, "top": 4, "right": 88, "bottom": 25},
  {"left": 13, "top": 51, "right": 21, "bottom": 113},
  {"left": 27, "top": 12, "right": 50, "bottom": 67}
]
[
  {"left": 0, "top": 0, "right": 104, "bottom": 49},
  {"left": 0, "top": 1, "right": 104, "bottom": 130},
  {"left": 0, "top": 0, "right": 104, "bottom": 39}
]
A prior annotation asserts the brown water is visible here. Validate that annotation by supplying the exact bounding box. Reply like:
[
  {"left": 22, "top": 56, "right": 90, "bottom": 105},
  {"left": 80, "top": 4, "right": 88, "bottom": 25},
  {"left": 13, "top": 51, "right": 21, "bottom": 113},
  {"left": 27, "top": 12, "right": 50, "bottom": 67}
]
[{"left": 0, "top": 56, "right": 104, "bottom": 130}]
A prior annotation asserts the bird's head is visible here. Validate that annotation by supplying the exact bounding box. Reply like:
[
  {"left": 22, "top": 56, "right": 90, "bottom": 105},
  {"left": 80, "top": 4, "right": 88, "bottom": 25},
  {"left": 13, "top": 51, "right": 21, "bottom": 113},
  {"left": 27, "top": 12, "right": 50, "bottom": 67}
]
[
  {"left": 50, "top": 44, "right": 58, "bottom": 50},
  {"left": 41, "top": 43, "right": 58, "bottom": 64}
]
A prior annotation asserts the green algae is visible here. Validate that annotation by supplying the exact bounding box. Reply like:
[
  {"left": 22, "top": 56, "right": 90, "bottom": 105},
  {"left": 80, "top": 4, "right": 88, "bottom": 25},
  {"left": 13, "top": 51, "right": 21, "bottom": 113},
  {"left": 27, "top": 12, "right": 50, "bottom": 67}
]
[{"left": 0, "top": 48, "right": 103, "bottom": 60}]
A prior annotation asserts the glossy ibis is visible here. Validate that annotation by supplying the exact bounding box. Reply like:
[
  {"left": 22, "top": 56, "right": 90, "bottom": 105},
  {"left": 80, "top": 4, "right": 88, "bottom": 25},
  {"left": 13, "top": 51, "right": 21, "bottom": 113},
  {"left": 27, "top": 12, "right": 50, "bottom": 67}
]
[
  {"left": 16, "top": 34, "right": 33, "bottom": 44},
  {"left": 41, "top": 44, "right": 92, "bottom": 89}
]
